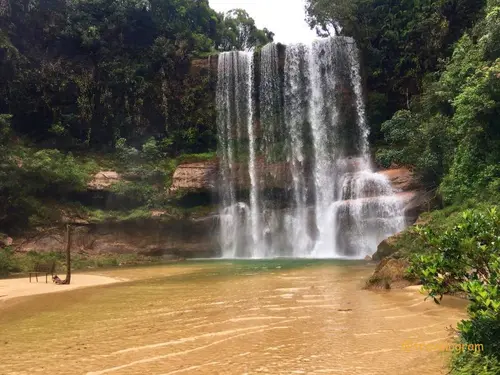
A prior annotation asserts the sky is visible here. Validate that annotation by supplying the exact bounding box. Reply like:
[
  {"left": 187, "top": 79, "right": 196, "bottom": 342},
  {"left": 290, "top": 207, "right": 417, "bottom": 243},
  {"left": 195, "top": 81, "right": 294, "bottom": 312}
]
[{"left": 209, "top": 0, "right": 319, "bottom": 44}]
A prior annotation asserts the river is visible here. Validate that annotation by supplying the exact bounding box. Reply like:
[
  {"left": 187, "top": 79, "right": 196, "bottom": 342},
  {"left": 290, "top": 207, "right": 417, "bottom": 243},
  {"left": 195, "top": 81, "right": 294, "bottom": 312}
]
[{"left": 0, "top": 260, "right": 466, "bottom": 374}]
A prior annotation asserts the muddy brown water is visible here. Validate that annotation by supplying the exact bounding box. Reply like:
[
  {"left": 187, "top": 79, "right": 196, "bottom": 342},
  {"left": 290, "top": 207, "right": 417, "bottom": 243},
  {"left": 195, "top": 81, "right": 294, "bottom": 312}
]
[{"left": 0, "top": 260, "right": 467, "bottom": 375}]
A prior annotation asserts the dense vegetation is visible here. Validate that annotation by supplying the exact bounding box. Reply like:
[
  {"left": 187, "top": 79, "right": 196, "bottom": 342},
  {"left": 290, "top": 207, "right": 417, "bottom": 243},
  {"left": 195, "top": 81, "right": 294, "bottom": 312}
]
[
  {"left": 407, "top": 207, "right": 500, "bottom": 374},
  {"left": 305, "top": 0, "right": 485, "bottom": 139},
  {"left": 0, "top": 0, "right": 272, "bottom": 152},
  {"left": 0, "top": 0, "right": 271, "bottom": 233}
]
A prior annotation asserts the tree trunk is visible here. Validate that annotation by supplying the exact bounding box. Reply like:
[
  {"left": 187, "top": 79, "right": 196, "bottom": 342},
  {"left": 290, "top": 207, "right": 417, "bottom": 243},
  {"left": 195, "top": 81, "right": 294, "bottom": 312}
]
[{"left": 64, "top": 224, "right": 72, "bottom": 285}]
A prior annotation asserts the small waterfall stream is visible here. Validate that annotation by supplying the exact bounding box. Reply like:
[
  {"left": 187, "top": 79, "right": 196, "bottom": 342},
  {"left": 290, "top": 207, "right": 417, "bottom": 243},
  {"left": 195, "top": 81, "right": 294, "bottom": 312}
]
[{"left": 216, "top": 37, "right": 406, "bottom": 259}]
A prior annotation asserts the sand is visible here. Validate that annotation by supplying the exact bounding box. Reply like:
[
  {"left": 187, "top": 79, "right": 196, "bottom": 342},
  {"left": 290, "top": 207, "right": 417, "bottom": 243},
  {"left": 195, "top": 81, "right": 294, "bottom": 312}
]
[{"left": 0, "top": 274, "right": 125, "bottom": 301}]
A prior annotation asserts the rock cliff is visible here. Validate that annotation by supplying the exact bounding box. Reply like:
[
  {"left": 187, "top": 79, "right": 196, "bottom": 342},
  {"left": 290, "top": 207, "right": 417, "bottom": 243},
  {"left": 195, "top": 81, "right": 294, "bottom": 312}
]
[{"left": 14, "top": 216, "right": 220, "bottom": 258}]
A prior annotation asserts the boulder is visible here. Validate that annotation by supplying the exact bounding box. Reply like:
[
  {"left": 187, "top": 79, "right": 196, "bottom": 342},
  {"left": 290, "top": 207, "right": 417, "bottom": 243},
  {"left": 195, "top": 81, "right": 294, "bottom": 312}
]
[
  {"left": 365, "top": 258, "right": 417, "bottom": 290},
  {"left": 376, "top": 167, "right": 420, "bottom": 192},
  {"left": 403, "top": 190, "right": 441, "bottom": 224},
  {"left": 373, "top": 258, "right": 409, "bottom": 280},
  {"left": 372, "top": 233, "right": 402, "bottom": 261}
]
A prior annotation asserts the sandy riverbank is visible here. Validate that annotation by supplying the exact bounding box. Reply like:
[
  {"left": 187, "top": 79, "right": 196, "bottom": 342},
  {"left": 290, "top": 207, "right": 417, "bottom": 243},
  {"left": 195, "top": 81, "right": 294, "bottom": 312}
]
[{"left": 0, "top": 274, "right": 125, "bottom": 301}]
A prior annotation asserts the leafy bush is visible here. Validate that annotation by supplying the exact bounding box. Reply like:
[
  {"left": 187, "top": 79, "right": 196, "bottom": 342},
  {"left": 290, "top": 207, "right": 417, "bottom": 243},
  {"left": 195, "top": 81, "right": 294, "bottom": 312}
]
[
  {"left": 451, "top": 350, "right": 500, "bottom": 375},
  {"left": 141, "top": 137, "right": 161, "bottom": 161},
  {"left": 409, "top": 207, "right": 500, "bottom": 369},
  {"left": 115, "top": 138, "right": 139, "bottom": 162},
  {"left": 175, "top": 152, "right": 216, "bottom": 164},
  {"left": 110, "top": 181, "right": 155, "bottom": 208},
  {"left": 0, "top": 248, "right": 65, "bottom": 277},
  {"left": 0, "top": 247, "right": 15, "bottom": 277},
  {"left": 0, "top": 145, "right": 98, "bottom": 229},
  {"left": 23, "top": 149, "right": 94, "bottom": 194}
]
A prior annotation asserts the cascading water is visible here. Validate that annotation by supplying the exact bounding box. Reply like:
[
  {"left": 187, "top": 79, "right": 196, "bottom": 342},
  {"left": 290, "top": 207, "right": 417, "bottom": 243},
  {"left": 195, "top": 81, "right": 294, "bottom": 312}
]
[
  {"left": 216, "top": 51, "right": 256, "bottom": 258},
  {"left": 284, "top": 43, "right": 313, "bottom": 256},
  {"left": 216, "top": 37, "right": 406, "bottom": 259}
]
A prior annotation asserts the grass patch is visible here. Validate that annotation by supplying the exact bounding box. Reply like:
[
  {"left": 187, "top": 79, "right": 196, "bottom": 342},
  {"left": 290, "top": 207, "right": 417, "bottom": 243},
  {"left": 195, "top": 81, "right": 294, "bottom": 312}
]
[
  {"left": 175, "top": 152, "right": 216, "bottom": 164},
  {"left": 85, "top": 207, "right": 153, "bottom": 223}
]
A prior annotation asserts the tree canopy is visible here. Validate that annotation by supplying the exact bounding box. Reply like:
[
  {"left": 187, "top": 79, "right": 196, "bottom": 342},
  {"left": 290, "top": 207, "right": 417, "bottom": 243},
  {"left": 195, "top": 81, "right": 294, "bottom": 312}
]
[
  {"left": 216, "top": 9, "right": 274, "bottom": 51},
  {"left": 0, "top": 0, "right": 273, "bottom": 153}
]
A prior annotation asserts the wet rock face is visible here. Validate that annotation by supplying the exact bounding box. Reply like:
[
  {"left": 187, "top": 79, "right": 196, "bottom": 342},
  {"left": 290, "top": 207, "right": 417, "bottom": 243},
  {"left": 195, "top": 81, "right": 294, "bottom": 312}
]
[
  {"left": 168, "top": 161, "right": 435, "bottom": 258},
  {"left": 171, "top": 162, "right": 421, "bottom": 200},
  {"left": 169, "top": 159, "right": 299, "bottom": 195},
  {"left": 340, "top": 172, "right": 393, "bottom": 199},
  {"left": 376, "top": 167, "right": 440, "bottom": 225}
]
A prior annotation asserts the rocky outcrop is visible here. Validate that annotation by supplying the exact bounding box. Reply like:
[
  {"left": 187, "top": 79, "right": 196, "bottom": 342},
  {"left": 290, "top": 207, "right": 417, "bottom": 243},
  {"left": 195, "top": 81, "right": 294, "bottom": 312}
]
[
  {"left": 190, "top": 56, "right": 219, "bottom": 74},
  {"left": 365, "top": 258, "right": 418, "bottom": 289},
  {"left": 372, "top": 233, "right": 403, "bottom": 261},
  {"left": 170, "top": 161, "right": 421, "bottom": 196},
  {"left": 13, "top": 216, "right": 220, "bottom": 259},
  {"left": 169, "top": 162, "right": 218, "bottom": 193},
  {"left": 377, "top": 168, "right": 421, "bottom": 192},
  {"left": 169, "top": 158, "right": 298, "bottom": 194},
  {"left": 376, "top": 167, "right": 440, "bottom": 225},
  {"left": 366, "top": 167, "right": 442, "bottom": 290}
]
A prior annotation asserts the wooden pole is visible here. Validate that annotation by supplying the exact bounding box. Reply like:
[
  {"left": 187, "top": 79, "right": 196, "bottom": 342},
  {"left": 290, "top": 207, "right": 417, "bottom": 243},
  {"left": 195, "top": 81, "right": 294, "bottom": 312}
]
[{"left": 64, "top": 224, "right": 72, "bottom": 285}]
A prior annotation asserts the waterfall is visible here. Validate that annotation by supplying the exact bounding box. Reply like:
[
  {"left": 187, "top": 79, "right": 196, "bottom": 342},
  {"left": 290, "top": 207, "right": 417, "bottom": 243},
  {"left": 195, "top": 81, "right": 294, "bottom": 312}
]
[
  {"left": 216, "top": 37, "right": 406, "bottom": 259},
  {"left": 260, "top": 43, "right": 283, "bottom": 162},
  {"left": 284, "top": 44, "right": 312, "bottom": 256}
]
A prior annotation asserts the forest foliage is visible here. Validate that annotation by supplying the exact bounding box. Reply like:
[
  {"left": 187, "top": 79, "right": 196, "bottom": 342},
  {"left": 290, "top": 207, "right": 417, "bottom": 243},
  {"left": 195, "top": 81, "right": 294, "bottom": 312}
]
[
  {"left": 0, "top": 0, "right": 272, "bottom": 231},
  {"left": 0, "top": 0, "right": 272, "bottom": 152}
]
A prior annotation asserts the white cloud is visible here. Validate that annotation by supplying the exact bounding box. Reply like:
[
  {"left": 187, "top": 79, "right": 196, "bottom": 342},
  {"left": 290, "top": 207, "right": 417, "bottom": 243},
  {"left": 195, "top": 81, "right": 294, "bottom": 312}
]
[{"left": 209, "top": 0, "right": 319, "bottom": 44}]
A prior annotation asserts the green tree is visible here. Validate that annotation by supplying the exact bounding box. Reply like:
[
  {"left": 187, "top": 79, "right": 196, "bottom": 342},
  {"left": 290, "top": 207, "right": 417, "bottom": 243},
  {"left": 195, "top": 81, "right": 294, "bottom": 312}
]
[
  {"left": 376, "top": 0, "right": 500, "bottom": 202},
  {"left": 216, "top": 9, "right": 274, "bottom": 51}
]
